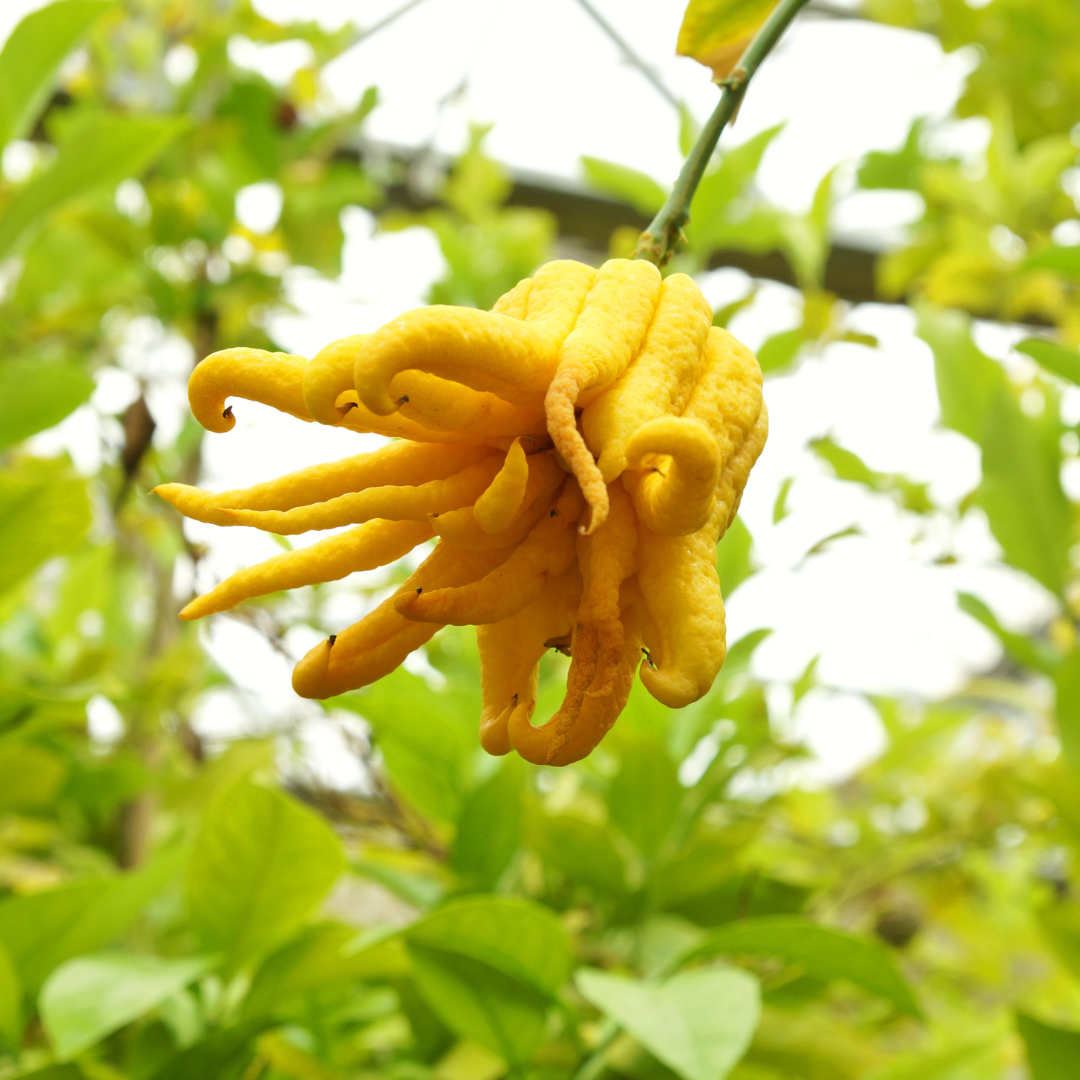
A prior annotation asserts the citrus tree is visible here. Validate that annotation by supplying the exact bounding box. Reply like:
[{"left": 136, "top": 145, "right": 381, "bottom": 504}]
[{"left": 2, "top": 1, "right": 1080, "bottom": 1079}]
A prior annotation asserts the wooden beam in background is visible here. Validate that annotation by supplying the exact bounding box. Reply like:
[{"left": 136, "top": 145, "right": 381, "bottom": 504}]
[{"left": 381, "top": 164, "right": 883, "bottom": 307}]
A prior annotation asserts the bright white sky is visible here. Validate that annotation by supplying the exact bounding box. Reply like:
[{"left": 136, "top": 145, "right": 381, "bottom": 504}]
[{"left": 7, "top": 0, "right": 1056, "bottom": 786}]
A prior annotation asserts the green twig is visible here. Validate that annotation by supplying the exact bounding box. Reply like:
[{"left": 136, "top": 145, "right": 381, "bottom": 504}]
[{"left": 634, "top": 0, "right": 813, "bottom": 267}]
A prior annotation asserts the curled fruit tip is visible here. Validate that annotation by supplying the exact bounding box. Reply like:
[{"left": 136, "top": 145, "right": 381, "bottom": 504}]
[
  {"left": 222, "top": 406, "right": 233, "bottom": 419},
  {"left": 328, "top": 634, "right": 336, "bottom": 646}
]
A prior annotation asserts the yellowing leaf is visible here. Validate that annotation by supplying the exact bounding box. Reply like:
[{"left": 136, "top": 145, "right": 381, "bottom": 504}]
[{"left": 676, "top": 0, "right": 779, "bottom": 80}]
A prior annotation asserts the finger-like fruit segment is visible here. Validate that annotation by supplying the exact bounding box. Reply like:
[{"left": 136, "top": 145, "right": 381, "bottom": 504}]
[
  {"left": 189, "top": 348, "right": 312, "bottom": 432},
  {"left": 354, "top": 307, "right": 560, "bottom": 416},
  {"left": 477, "top": 566, "right": 581, "bottom": 756},
  {"left": 396, "top": 483, "right": 583, "bottom": 625},
  {"left": 222, "top": 456, "right": 503, "bottom": 535},
  {"left": 292, "top": 540, "right": 513, "bottom": 699},
  {"left": 473, "top": 437, "right": 529, "bottom": 534},
  {"left": 181, "top": 519, "right": 432, "bottom": 620},
  {"left": 622, "top": 416, "right": 721, "bottom": 536},
  {"left": 583, "top": 273, "right": 713, "bottom": 482},
  {"left": 153, "top": 442, "right": 492, "bottom": 527},
  {"left": 544, "top": 260, "right": 662, "bottom": 534}
]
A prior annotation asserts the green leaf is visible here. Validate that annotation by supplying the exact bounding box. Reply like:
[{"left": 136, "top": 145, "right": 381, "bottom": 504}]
[
  {"left": 580, "top": 157, "right": 666, "bottom": 217},
  {"left": 409, "top": 945, "right": 546, "bottom": 1068},
  {"left": 958, "top": 592, "right": 1059, "bottom": 675},
  {"left": 525, "top": 809, "right": 628, "bottom": 895},
  {"left": 757, "top": 328, "right": 806, "bottom": 373},
  {"left": 0, "top": 0, "right": 111, "bottom": 148},
  {"left": 977, "top": 384, "right": 1069, "bottom": 595},
  {"left": 0, "top": 938, "right": 20, "bottom": 1049},
  {"left": 689, "top": 125, "right": 784, "bottom": 249},
  {"left": 677, "top": 0, "right": 779, "bottom": 80},
  {"left": 916, "top": 302, "right": 1010, "bottom": 446},
  {"left": 0, "top": 459, "right": 91, "bottom": 597},
  {"left": 857, "top": 119, "right": 927, "bottom": 190},
  {"left": 576, "top": 967, "right": 760, "bottom": 1080},
  {"left": 810, "top": 437, "right": 934, "bottom": 514},
  {"left": 660, "top": 871, "right": 810, "bottom": 928},
  {"left": 187, "top": 780, "right": 345, "bottom": 973},
  {"left": 862, "top": 1040, "right": 996, "bottom": 1080},
  {"left": 772, "top": 477, "right": 794, "bottom": 524},
  {"left": 918, "top": 305, "right": 1069, "bottom": 593},
  {"left": 0, "top": 358, "right": 95, "bottom": 451},
  {"left": 609, "top": 735, "right": 681, "bottom": 859},
  {"left": 681, "top": 916, "right": 921, "bottom": 1016},
  {"left": 1022, "top": 246, "right": 1080, "bottom": 279},
  {"left": 0, "top": 849, "right": 182, "bottom": 993},
  {"left": 344, "top": 670, "right": 472, "bottom": 822},
  {"left": 1054, "top": 647, "right": 1080, "bottom": 774},
  {"left": 1017, "top": 1012, "right": 1080, "bottom": 1080},
  {"left": 716, "top": 515, "right": 753, "bottom": 596},
  {"left": 406, "top": 894, "right": 572, "bottom": 997},
  {"left": 244, "top": 922, "right": 410, "bottom": 1018},
  {"left": 41, "top": 953, "right": 214, "bottom": 1060},
  {"left": 0, "top": 112, "right": 187, "bottom": 259},
  {"left": 151, "top": 1018, "right": 274, "bottom": 1080},
  {"left": 0, "top": 744, "right": 67, "bottom": 813},
  {"left": 711, "top": 288, "right": 758, "bottom": 329},
  {"left": 1016, "top": 338, "right": 1080, "bottom": 385},
  {"left": 1035, "top": 902, "right": 1080, "bottom": 984},
  {"left": 452, "top": 759, "right": 524, "bottom": 889}
]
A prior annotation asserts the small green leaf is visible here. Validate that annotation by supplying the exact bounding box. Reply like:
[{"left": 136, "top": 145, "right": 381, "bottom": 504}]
[
  {"left": 451, "top": 759, "right": 524, "bottom": 889},
  {"left": 772, "top": 477, "right": 794, "bottom": 523},
  {"left": 0, "top": 459, "right": 91, "bottom": 597},
  {"left": 406, "top": 894, "right": 571, "bottom": 997},
  {"left": 712, "top": 288, "right": 757, "bottom": 329},
  {"left": 609, "top": 735, "right": 681, "bottom": 859},
  {"left": 977, "top": 385, "right": 1069, "bottom": 595},
  {"left": 344, "top": 670, "right": 472, "bottom": 822},
  {"left": 916, "top": 302, "right": 1010, "bottom": 446},
  {"left": 810, "top": 437, "right": 933, "bottom": 514},
  {"left": 680, "top": 916, "right": 921, "bottom": 1016},
  {"left": 41, "top": 953, "right": 214, "bottom": 1060},
  {"left": 245, "top": 922, "right": 409, "bottom": 1018},
  {"left": 187, "top": 780, "right": 345, "bottom": 973},
  {"left": 580, "top": 157, "right": 666, "bottom": 217},
  {"left": 716, "top": 515, "right": 753, "bottom": 596},
  {"left": 525, "top": 809, "right": 628, "bottom": 895},
  {"left": 958, "top": 592, "right": 1059, "bottom": 675},
  {"left": 1016, "top": 338, "right": 1080, "bottom": 386},
  {"left": 1054, "top": 647, "right": 1080, "bottom": 774},
  {"left": 757, "top": 328, "right": 806, "bottom": 373},
  {"left": 576, "top": 966, "right": 760, "bottom": 1080},
  {"left": 409, "top": 945, "right": 546, "bottom": 1067},
  {"left": 1022, "top": 246, "right": 1080, "bottom": 279},
  {"left": 0, "top": 358, "right": 95, "bottom": 451},
  {"left": 145, "top": 1018, "right": 273, "bottom": 1080},
  {"left": 677, "top": 0, "right": 779, "bottom": 80},
  {"left": 0, "top": 848, "right": 183, "bottom": 993},
  {"left": 0, "top": 939, "right": 20, "bottom": 1049},
  {"left": 0, "top": 744, "right": 67, "bottom": 813},
  {"left": 1017, "top": 1012, "right": 1080, "bottom": 1080},
  {"left": 0, "top": 0, "right": 111, "bottom": 148},
  {"left": 862, "top": 1040, "right": 996, "bottom": 1080},
  {"left": 857, "top": 119, "right": 927, "bottom": 191},
  {"left": 0, "top": 112, "right": 187, "bottom": 259}
]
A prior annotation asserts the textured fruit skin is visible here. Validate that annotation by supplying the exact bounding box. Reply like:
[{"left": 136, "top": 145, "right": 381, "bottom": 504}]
[{"left": 155, "top": 259, "right": 766, "bottom": 764}]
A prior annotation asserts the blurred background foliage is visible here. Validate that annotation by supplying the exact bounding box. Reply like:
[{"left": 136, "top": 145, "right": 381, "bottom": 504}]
[{"left": 3, "top": 1, "right": 1080, "bottom": 1079}]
